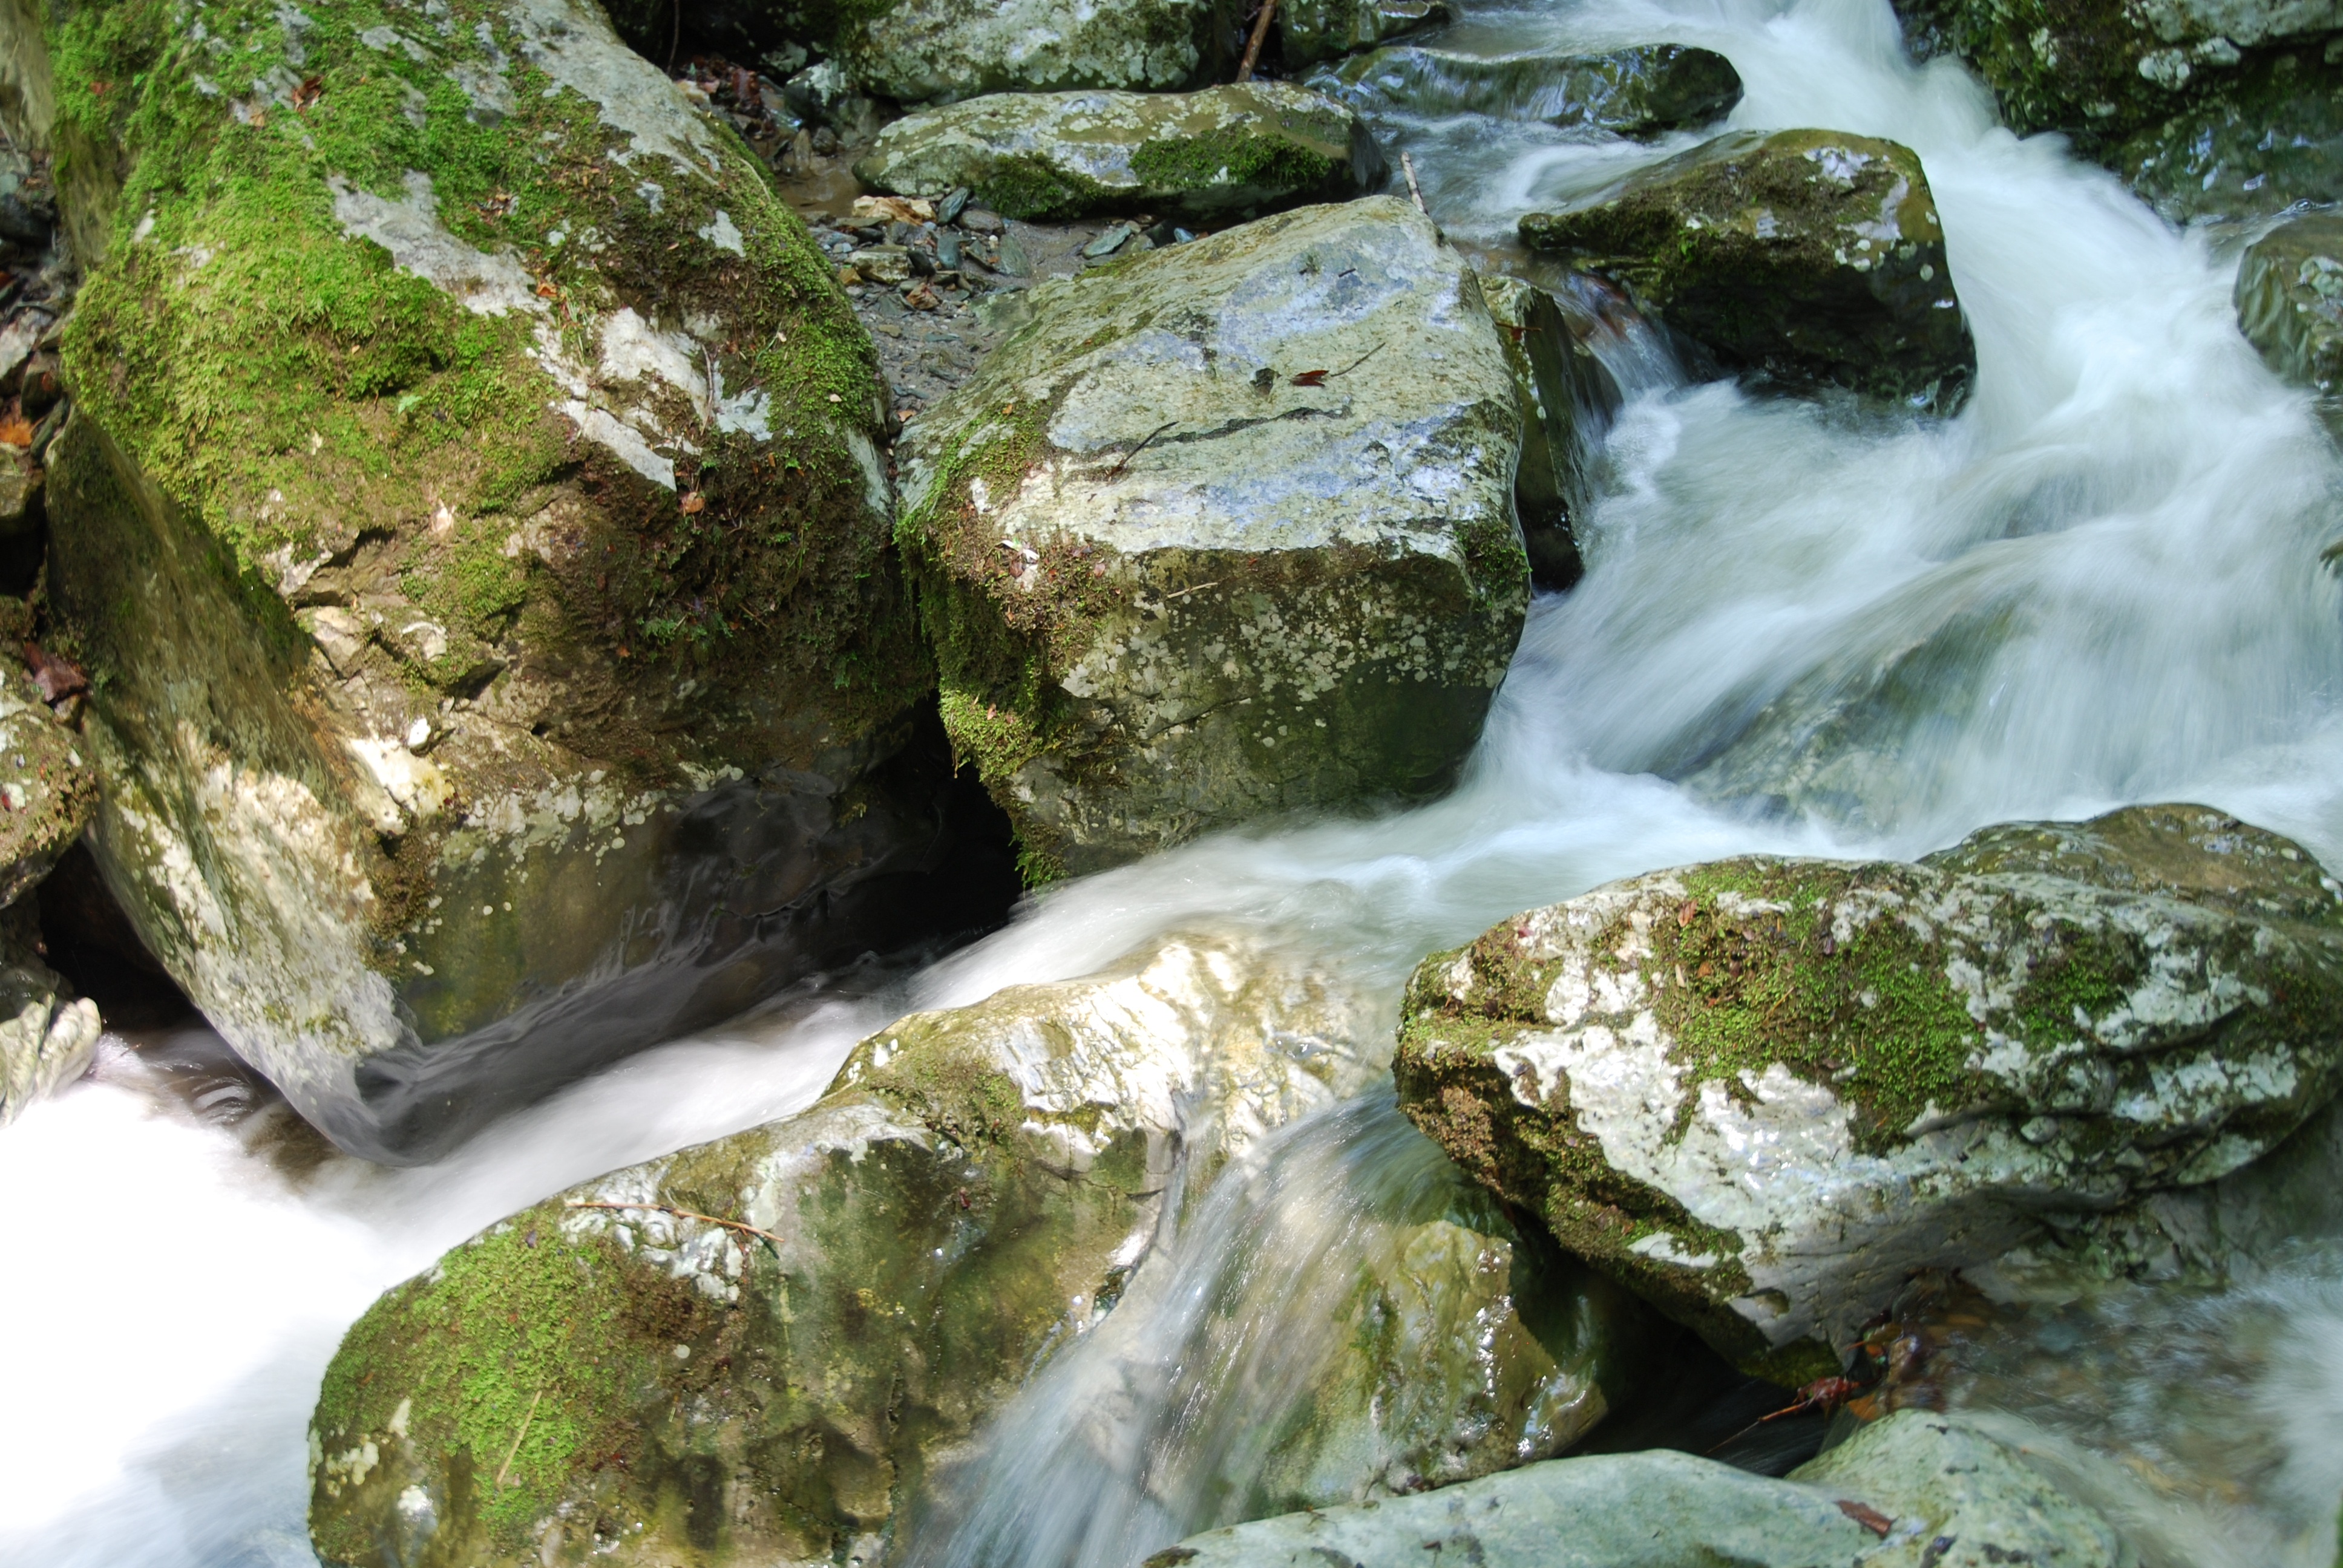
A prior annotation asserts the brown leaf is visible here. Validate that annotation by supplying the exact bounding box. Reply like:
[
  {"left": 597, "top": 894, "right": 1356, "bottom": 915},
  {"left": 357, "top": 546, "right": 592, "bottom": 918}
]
[
  {"left": 1677, "top": 899, "right": 1696, "bottom": 927},
  {"left": 1837, "top": 1500, "right": 1894, "bottom": 1538},
  {"left": 679, "top": 492, "right": 706, "bottom": 515},
  {"left": 292, "top": 73, "right": 324, "bottom": 111},
  {"left": 1289, "top": 369, "right": 1329, "bottom": 387},
  {"left": 0, "top": 410, "right": 32, "bottom": 449},
  {"left": 24, "top": 642, "right": 87, "bottom": 704}
]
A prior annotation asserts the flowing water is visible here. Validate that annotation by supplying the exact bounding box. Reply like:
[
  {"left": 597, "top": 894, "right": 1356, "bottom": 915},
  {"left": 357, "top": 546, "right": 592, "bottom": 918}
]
[{"left": 11, "top": 0, "right": 2343, "bottom": 1561}]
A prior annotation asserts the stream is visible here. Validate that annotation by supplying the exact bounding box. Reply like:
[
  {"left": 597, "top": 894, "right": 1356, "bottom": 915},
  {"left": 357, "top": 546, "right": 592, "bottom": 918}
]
[{"left": 10, "top": 0, "right": 2343, "bottom": 1562}]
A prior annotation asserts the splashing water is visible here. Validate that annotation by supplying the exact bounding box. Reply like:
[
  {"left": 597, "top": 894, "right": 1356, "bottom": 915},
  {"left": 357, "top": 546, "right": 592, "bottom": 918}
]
[{"left": 11, "top": 0, "right": 2343, "bottom": 1561}]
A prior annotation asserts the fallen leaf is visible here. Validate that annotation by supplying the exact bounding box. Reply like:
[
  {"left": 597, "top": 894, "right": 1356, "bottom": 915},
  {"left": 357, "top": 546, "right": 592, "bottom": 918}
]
[
  {"left": 23, "top": 642, "right": 87, "bottom": 704},
  {"left": 292, "top": 73, "right": 324, "bottom": 111},
  {"left": 851, "top": 194, "right": 935, "bottom": 225},
  {"left": 679, "top": 492, "right": 706, "bottom": 514},
  {"left": 0, "top": 411, "right": 32, "bottom": 449},
  {"left": 1836, "top": 1501, "right": 1893, "bottom": 1538},
  {"left": 1289, "top": 369, "right": 1329, "bottom": 387}
]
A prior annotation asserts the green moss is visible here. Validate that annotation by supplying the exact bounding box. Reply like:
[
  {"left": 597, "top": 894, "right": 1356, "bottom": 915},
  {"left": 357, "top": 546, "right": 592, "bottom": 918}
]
[
  {"left": 972, "top": 153, "right": 1113, "bottom": 221},
  {"left": 1128, "top": 126, "right": 1336, "bottom": 195}
]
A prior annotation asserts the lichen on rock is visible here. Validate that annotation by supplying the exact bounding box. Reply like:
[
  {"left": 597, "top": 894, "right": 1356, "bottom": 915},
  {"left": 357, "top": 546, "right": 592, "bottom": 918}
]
[
  {"left": 852, "top": 82, "right": 1384, "bottom": 223},
  {"left": 1521, "top": 128, "right": 1974, "bottom": 411},
  {"left": 1394, "top": 803, "right": 2343, "bottom": 1377},
  {"left": 841, "top": 0, "right": 1237, "bottom": 106},
  {"left": 895, "top": 197, "right": 1530, "bottom": 880}
]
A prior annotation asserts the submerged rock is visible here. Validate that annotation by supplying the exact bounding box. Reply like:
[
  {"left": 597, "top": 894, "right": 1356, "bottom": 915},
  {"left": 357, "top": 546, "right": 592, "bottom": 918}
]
[
  {"left": 1395, "top": 804, "right": 2343, "bottom": 1379},
  {"left": 1278, "top": 0, "right": 1450, "bottom": 69},
  {"left": 844, "top": 0, "right": 1235, "bottom": 105},
  {"left": 896, "top": 197, "right": 1529, "bottom": 879},
  {"left": 852, "top": 83, "right": 1384, "bottom": 223},
  {"left": 10, "top": 0, "right": 1010, "bottom": 1163},
  {"left": 309, "top": 933, "right": 1622, "bottom": 1564},
  {"left": 1172, "top": 1409, "right": 2126, "bottom": 1567},
  {"left": 1520, "top": 129, "right": 1973, "bottom": 410},
  {"left": 2236, "top": 211, "right": 2343, "bottom": 412},
  {"left": 1317, "top": 42, "right": 1743, "bottom": 137},
  {"left": 1478, "top": 274, "right": 1619, "bottom": 591}
]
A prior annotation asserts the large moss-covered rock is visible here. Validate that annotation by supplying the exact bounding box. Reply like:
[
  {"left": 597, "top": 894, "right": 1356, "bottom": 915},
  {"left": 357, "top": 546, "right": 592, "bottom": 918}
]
[
  {"left": 308, "top": 933, "right": 1617, "bottom": 1566},
  {"left": 5, "top": 0, "right": 1009, "bottom": 1163},
  {"left": 2236, "top": 211, "right": 2343, "bottom": 412},
  {"left": 844, "top": 0, "right": 1237, "bottom": 106},
  {"left": 896, "top": 197, "right": 1529, "bottom": 880},
  {"left": 1277, "top": 0, "right": 1448, "bottom": 69},
  {"left": 1478, "top": 274, "right": 1618, "bottom": 591},
  {"left": 1170, "top": 1410, "right": 2127, "bottom": 1568},
  {"left": 1521, "top": 129, "right": 1973, "bottom": 411},
  {"left": 851, "top": 82, "right": 1383, "bottom": 222},
  {"left": 1316, "top": 42, "right": 1743, "bottom": 137},
  {"left": 1395, "top": 804, "right": 2343, "bottom": 1379}
]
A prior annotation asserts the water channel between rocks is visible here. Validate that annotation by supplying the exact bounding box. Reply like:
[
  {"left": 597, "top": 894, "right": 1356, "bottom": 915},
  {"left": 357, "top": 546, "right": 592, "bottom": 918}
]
[{"left": 10, "top": 0, "right": 2343, "bottom": 1563}]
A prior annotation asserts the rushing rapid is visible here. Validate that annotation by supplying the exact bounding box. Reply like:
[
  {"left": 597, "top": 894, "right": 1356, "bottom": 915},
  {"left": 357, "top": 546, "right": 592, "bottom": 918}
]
[{"left": 11, "top": 0, "right": 2343, "bottom": 1563}]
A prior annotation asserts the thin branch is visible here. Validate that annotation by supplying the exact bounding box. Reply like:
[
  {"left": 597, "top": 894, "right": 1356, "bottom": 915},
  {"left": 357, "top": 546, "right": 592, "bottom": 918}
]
[
  {"left": 1326, "top": 341, "right": 1384, "bottom": 379},
  {"left": 496, "top": 1388, "right": 542, "bottom": 1489},
  {"left": 1106, "top": 419, "right": 1176, "bottom": 477},
  {"left": 1158, "top": 580, "right": 1221, "bottom": 601},
  {"left": 1237, "top": 0, "right": 1279, "bottom": 82},
  {"left": 563, "top": 1198, "right": 784, "bottom": 1247},
  {"left": 1400, "top": 152, "right": 1427, "bottom": 214}
]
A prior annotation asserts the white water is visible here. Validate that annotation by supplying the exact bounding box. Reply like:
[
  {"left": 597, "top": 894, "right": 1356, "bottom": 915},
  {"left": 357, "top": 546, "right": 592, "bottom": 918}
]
[{"left": 11, "top": 0, "right": 2343, "bottom": 1561}]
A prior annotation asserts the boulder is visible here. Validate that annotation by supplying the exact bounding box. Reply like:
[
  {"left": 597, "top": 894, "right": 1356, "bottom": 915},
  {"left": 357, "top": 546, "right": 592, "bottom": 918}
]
[
  {"left": 16, "top": 0, "right": 1010, "bottom": 1162},
  {"left": 842, "top": 0, "right": 1238, "bottom": 106},
  {"left": 1519, "top": 129, "right": 1974, "bottom": 411},
  {"left": 0, "top": 898, "right": 100, "bottom": 1125},
  {"left": 894, "top": 197, "right": 1530, "bottom": 880},
  {"left": 1316, "top": 42, "right": 1743, "bottom": 137},
  {"left": 1277, "top": 0, "right": 1449, "bottom": 69},
  {"left": 851, "top": 82, "right": 1384, "bottom": 223},
  {"left": 0, "top": 661, "right": 93, "bottom": 909},
  {"left": 2236, "top": 210, "right": 2343, "bottom": 413},
  {"left": 308, "top": 933, "right": 1625, "bottom": 1565},
  {"left": 1478, "top": 274, "right": 1619, "bottom": 591},
  {"left": 1168, "top": 1410, "right": 2127, "bottom": 1568},
  {"left": 1395, "top": 804, "right": 2343, "bottom": 1379}
]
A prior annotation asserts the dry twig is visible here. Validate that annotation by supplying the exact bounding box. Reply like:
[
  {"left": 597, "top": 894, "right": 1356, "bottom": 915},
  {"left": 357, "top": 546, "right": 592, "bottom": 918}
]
[
  {"left": 1237, "top": 0, "right": 1279, "bottom": 81},
  {"left": 1400, "top": 152, "right": 1427, "bottom": 213},
  {"left": 563, "top": 1198, "right": 784, "bottom": 1247},
  {"left": 495, "top": 1388, "right": 542, "bottom": 1489}
]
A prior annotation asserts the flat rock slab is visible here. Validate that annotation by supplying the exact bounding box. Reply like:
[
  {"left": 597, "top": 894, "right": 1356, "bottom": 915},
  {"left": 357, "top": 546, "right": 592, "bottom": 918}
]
[
  {"left": 1169, "top": 1411, "right": 2126, "bottom": 1568},
  {"left": 845, "top": 0, "right": 1231, "bottom": 105},
  {"left": 854, "top": 83, "right": 1384, "bottom": 223},
  {"left": 1395, "top": 804, "right": 2343, "bottom": 1378},
  {"left": 1521, "top": 128, "right": 1973, "bottom": 410},
  {"left": 896, "top": 197, "right": 1529, "bottom": 879},
  {"left": 1318, "top": 42, "right": 1743, "bottom": 137}
]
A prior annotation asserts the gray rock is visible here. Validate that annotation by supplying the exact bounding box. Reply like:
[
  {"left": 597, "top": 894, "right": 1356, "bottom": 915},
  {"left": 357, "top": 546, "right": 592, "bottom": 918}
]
[
  {"left": 1396, "top": 804, "right": 2343, "bottom": 1379},
  {"left": 896, "top": 197, "right": 1530, "bottom": 880},
  {"left": 1278, "top": 0, "right": 1449, "bottom": 69},
  {"left": 0, "top": 661, "right": 94, "bottom": 910},
  {"left": 1317, "top": 42, "right": 1743, "bottom": 137},
  {"left": 853, "top": 83, "right": 1384, "bottom": 223},
  {"left": 2236, "top": 210, "right": 2343, "bottom": 413},
  {"left": 0, "top": 901, "right": 99, "bottom": 1125},
  {"left": 1521, "top": 128, "right": 1974, "bottom": 411},
  {"left": 1170, "top": 1411, "right": 2125, "bottom": 1568},
  {"left": 844, "top": 0, "right": 1234, "bottom": 106},
  {"left": 1478, "top": 273, "right": 1619, "bottom": 590}
]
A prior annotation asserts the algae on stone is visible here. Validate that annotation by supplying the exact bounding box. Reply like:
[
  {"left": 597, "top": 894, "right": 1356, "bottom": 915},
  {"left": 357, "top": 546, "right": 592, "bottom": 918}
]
[
  {"left": 852, "top": 82, "right": 1383, "bottom": 222},
  {"left": 1521, "top": 128, "right": 1974, "bottom": 411},
  {"left": 1317, "top": 41, "right": 1743, "bottom": 137},
  {"left": 1395, "top": 804, "right": 2343, "bottom": 1376},
  {"left": 896, "top": 197, "right": 1529, "bottom": 880},
  {"left": 10, "top": 0, "right": 979, "bottom": 1161}
]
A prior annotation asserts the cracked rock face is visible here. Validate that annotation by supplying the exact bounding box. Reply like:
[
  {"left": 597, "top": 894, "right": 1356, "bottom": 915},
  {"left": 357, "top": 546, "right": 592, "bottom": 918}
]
[
  {"left": 306, "top": 931, "right": 1501, "bottom": 1566},
  {"left": 6, "top": 0, "right": 1003, "bottom": 1163},
  {"left": 896, "top": 197, "right": 1530, "bottom": 880},
  {"left": 1395, "top": 804, "right": 2343, "bottom": 1377},
  {"left": 852, "top": 82, "right": 1384, "bottom": 223},
  {"left": 1521, "top": 128, "right": 1974, "bottom": 411}
]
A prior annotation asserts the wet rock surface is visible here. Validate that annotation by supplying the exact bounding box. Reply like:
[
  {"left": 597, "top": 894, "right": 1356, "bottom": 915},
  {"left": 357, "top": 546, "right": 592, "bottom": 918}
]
[
  {"left": 1277, "top": 0, "right": 1450, "bottom": 68},
  {"left": 1395, "top": 804, "right": 2343, "bottom": 1378},
  {"left": 2236, "top": 210, "right": 2343, "bottom": 417},
  {"left": 0, "top": 897, "right": 99, "bottom": 1126},
  {"left": 895, "top": 195, "right": 1529, "bottom": 880},
  {"left": 1478, "top": 273, "right": 1619, "bottom": 591},
  {"left": 853, "top": 82, "right": 1383, "bottom": 222},
  {"left": 1521, "top": 128, "right": 1973, "bottom": 410},
  {"left": 308, "top": 932, "right": 1622, "bottom": 1565},
  {"left": 1317, "top": 41, "right": 1743, "bottom": 137},
  {"left": 1172, "top": 1409, "right": 2125, "bottom": 1568},
  {"left": 14, "top": 0, "right": 1021, "bottom": 1163}
]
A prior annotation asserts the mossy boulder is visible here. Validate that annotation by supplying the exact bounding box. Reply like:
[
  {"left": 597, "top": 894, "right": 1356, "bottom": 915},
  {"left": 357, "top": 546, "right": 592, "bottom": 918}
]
[
  {"left": 1478, "top": 273, "right": 1619, "bottom": 592},
  {"left": 842, "top": 0, "right": 1239, "bottom": 106},
  {"left": 851, "top": 82, "right": 1383, "bottom": 223},
  {"left": 5, "top": 0, "right": 1006, "bottom": 1163},
  {"left": 1171, "top": 1410, "right": 2126, "bottom": 1568},
  {"left": 896, "top": 197, "right": 1529, "bottom": 880},
  {"left": 308, "top": 932, "right": 1609, "bottom": 1565},
  {"left": 1394, "top": 804, "right": 2343, "bottom": 1379},
  {"left": 2236, "top": 211, "right": 2343, "bottom": 415},
  {"left": 1316, "top": 41, "right": 1743, "bottom": 137},
  {"left": 1521, "top": 128, "right": 1973, "bottom": 411},
  {"left": 1277, "top": 0, "right": 1448, "bottom": 69}
]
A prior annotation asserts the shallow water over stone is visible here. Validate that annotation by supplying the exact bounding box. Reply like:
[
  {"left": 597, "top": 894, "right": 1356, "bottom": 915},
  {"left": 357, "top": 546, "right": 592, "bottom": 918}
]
[{"left": 11, "top": 0, "right": 2343, "bottom": 1562}]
